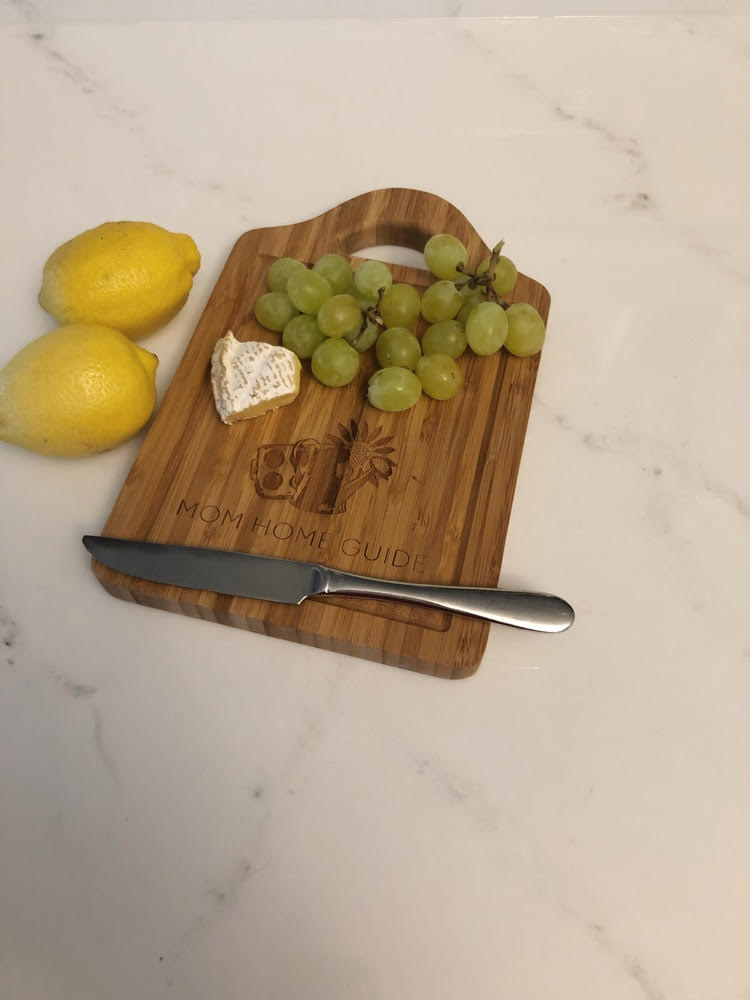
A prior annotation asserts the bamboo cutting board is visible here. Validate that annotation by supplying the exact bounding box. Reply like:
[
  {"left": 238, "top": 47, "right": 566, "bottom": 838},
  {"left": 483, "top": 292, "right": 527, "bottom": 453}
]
[{"left": 91, "top": 189, "right": 550, "bottom": 678}]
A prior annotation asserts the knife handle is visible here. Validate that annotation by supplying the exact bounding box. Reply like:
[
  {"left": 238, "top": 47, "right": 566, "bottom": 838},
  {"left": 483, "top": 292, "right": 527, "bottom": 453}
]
[{"left": 323, "top": 570, "right": 574, "bottom": 634}]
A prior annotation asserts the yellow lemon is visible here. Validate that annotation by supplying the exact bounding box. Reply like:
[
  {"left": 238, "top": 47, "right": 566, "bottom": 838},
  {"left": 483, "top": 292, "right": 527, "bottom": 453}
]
[
  {"left": 0, "top": 324, "right": 158, "bottom": 457},
  {"left": 38, "top": 221, "right": 200, "bottom": 340}
]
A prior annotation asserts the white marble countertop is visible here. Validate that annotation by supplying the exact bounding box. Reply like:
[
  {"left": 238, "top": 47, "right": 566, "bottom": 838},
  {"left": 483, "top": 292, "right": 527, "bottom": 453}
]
[{"left": 1, "top": 12, "right": 749, "bottom": 1000}]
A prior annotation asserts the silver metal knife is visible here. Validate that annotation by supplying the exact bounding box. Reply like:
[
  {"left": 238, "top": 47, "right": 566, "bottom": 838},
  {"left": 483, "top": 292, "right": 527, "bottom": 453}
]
[{"left": 82, "top": 535, "right": 574, "bottom": 633}]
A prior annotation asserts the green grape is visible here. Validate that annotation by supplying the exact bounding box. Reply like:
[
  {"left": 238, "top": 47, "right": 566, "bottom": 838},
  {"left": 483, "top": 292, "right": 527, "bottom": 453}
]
[
  {"left": 379, "top": 283, "right": 421, "bottom": 329},
  {"left": 375, "top": 327, "right": 421, "bottom": 370},
  {"left": 415, "top": 354, "right": 463, "bottom": 400},
  {"left": 367, "top": 367, "right": 422, "bottom": 412},
  {"left": 354, "top": 259, "right": 393, "bottom": 300},
  {"left": 345, "top": 318, "right": 379, "bottom": 352},
  {"left": 311, "top": 338, "right": 360, "bottom": 387},
  {"left": 254, "top": 291, "right": 298, "bottom": 332},
  {"left": 313, "top": 253, "right": 353, "bottom": 295},
  {"left": 421, "top": 320, "right": 467, "bottom": 360},
  {"left": 421, "top": 280, "right": 462, "bottom": 323},
  {"left": 477, "top": 255, "right": 518, "bottom": 296},
  {"left": 465, "top": 301, "right": 508, "bottom": 356},
  {"left": 504, "top": 303, "right": 546, "bottom": 357},
  {"left": 267, "top": 257, "right": 306, "bottom": 293},
  {"left": 287, "top": 268, "right": 332, "bottom": 314},
  {"left": 457, "top": 288, "right": 484, "bottom": 327},
  {"left": 316, "top": 294, "right": 362, "bottom": 338},
  {"left": 423, "top": 233, "right": 468, "bottom": 280},
  {"left": 282, "top": 314, "right": 325, "bottom": 359}
]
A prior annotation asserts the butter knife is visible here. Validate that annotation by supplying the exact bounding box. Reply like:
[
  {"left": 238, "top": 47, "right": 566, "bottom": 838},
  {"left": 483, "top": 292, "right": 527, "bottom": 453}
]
[{"left": 82, "top": 535, "right": 574, "bottom": 633}]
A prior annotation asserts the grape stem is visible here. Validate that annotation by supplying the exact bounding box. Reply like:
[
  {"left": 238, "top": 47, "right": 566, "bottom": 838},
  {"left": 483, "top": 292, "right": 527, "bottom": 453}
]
[
  {"left": 359, "top": 286, "right": 388, "bottom": 333},
  {"left": 455, "top": 239, "right": 509, "bottom": 307}
]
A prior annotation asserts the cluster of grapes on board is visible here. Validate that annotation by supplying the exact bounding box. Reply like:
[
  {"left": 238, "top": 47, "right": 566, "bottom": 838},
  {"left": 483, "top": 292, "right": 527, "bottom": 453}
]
[{"left": 253, "top": 233, "right": 546, "bottom": 413}]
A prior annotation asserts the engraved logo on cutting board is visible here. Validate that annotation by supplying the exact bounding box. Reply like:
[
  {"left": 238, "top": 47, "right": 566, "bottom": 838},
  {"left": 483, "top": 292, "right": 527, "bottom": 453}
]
[{"left": 249, "top": 419, "right": 397, "bottom": 515}]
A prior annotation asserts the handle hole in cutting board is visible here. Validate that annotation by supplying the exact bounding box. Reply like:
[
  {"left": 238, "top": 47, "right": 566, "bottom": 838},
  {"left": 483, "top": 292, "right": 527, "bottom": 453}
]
[{"left": 352, "top": 245, "right": 426, "bottom": 270}]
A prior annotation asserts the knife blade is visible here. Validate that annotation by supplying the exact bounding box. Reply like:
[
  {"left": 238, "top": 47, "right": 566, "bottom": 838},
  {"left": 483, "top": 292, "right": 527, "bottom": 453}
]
[{"left": 82, "top": 535, "right": 574, "bottom": 633}]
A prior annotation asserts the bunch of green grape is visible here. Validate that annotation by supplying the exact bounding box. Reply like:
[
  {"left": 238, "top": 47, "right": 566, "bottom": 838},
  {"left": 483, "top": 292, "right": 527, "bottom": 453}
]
[{"left": 253, "top": 233, "right": 546, "bottom": 414}]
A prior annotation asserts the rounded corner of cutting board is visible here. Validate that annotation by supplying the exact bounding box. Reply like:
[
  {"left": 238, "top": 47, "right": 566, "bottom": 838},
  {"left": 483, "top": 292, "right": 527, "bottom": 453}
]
[
  {"left": 534, "top": 278, "right": 552, "bottom": 318},
  {"left": 88, "top": 560, "right": 133, "bottom": 604}
]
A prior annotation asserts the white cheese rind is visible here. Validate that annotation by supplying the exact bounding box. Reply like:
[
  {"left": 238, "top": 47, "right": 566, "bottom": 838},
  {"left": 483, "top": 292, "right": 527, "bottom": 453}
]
[{"left": 210, "top": 332, "right": 301, "bottom": 424}]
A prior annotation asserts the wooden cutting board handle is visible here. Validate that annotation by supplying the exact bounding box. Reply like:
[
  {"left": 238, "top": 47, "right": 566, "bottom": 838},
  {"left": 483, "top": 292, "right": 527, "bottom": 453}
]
[{"left": 272, "top": 188, "right": 489, "bottom": 261}]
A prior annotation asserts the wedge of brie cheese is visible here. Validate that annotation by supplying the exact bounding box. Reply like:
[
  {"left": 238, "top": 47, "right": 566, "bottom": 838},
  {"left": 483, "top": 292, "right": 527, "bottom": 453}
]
[{"left": 210, "top": 331, "right": 301, "bottom": 424}]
